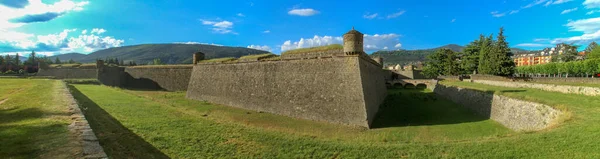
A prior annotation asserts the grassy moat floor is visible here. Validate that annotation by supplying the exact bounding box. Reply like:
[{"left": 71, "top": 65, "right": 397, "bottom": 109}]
[{"left": 3, "top": 78, "right": 600, "bottom": 158}]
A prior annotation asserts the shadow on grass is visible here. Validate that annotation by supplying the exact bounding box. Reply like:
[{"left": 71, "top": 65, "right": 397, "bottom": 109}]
[
  {"left": 370, "top": 87, "right": 488, "bottom": 128},
  {"left": 0, "top": 107, "right": 70, "bottom": 158},
  {"left": 67, "top": 85, "right": 170, "bottom": 159}
]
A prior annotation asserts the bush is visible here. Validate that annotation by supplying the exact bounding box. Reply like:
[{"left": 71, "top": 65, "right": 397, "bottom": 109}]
[
  {"left": 516, "top": 59, "right": 600, "bottom": 77},
  {"left": 4, "top": 70, "right": 16, "bottom": 74}
]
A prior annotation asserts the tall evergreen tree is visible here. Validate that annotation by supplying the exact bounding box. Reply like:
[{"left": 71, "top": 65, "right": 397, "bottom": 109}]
[
  {"left": 585, "top": 41, "right": 598, "bottom": 53},
  {"left": 55, "top": 57, "right": 61, "bottom": 64},
  {"left": 460, "top": 35, "right": 483, "bottom": 74},
  {"left": 495, "top": 27, "right": 515, "bottom": 76},
  {"left": 422, "top": 48, "right": 461, "bottom": 77},
  {"left": 14, "top": 53, "right": 20, "bottom": 66},
  {"left": 26, "top": 51, "right": 36, "bottom": 65},
  {"left": 478, "top": 34, "right": 495, "bottom": 74}
]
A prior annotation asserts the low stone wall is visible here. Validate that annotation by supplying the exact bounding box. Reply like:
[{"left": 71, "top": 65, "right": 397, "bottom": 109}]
[
  {"left": 37, "top": 68, "right": 97, "bottom": 79},
  {"left": 61, "top": 82, "right": 107, "bottom": 158},
  {"left": 124, "top": 66, "right": 192, "bottom": 91},
  {"left": 187, "top": 56, "right": 387, "bottom": 128},
  {"left": 471, "top": 74, "right": 600, "bottom": 84},
  {"left": 472, "top": 80, "right": 600, "bottom": 96},
  {"left": 434, "top": 84, "right": 562, "bottom": 131}
]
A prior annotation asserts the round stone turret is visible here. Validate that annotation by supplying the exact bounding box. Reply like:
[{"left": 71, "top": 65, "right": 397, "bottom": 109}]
[
  {"left": 343, "top": 27, "right": 364, "bottom": 55},
  {"left": 193, "top": 52, "right": 205, "bottom": 64}
]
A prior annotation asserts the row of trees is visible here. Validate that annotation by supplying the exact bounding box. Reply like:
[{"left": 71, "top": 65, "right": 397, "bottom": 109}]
[
  {"left": 515, "top": 42, "right": 600, "bottom": 78},
  {"left": 0, "top": 51, "right": 60, "bottom": 73},
  {"left": 516, "top": 59, "right": 600, "bottom": 78},
  {"left": 422, "top": 27, "right": 516, "bottom": 77}
]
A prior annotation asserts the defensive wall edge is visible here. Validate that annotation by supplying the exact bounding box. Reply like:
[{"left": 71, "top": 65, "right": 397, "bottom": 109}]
[
  {"left": 433, "top": 84, "right": 562, "bottom": 131},
  {"left": 37, "top": 68, "right": 97, "bottom": 79},
  {"left": 96, "top": 65, "right": 193, "bottom": 91},
  {"left": 185, "top": 55, "right": 387, "bottom": 128}
]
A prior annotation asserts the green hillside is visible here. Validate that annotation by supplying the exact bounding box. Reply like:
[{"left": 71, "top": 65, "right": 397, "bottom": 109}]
[{"left": 49, "top": 44, "right": 270, "bottom": 64}]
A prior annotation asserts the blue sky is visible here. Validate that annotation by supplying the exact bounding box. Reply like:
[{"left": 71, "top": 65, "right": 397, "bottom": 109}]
[{"left": 2, "top": 0, "right": 600, "bottom": 56}]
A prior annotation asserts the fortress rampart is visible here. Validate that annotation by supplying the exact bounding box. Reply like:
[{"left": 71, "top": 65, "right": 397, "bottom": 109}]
[
  {"left": 37, "top": 68, "right": 97, "bottom": 79},
  {"left": 186, "top": 55, "right": 386, "bottom": 127}
]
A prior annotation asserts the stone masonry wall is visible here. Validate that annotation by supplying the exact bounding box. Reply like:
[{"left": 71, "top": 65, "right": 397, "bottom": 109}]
[
  {"left": 471, "top": 80, "right": 600, "bottom": 96},
  {"left": 186, "top": 56, "right": 387, "bottom": 128},
  {"left": 124, "top": 66, "right": 192, "bottom": 91},
  {"left": 358, "top": 56, "right": 388, "bottom": 125},
  {"left": 434, "top": 84, "right": 562, "bottom": 131},
  {"left": 37, "top": 68, "right": 97, "bottom": 79}
]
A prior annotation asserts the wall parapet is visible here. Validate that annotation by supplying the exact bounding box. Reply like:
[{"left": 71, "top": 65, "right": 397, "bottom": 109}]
[
  {"left": 472, "top": 80, "right": 600, "bottom": 96},
  {"left": 433, "top": 84, "right": 563, "bottom": 131}
]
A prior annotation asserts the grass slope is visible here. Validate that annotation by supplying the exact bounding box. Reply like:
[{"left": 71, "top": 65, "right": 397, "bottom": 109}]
[
  {"left": 68, "top": 84, "right": 527, "bottom": 158},
  {"left": 0, "top": 79, "right": 77, "bottom": 158}
]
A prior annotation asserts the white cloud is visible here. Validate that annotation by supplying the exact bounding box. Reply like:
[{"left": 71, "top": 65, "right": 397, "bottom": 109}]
[
  {"left": 545, "top": 0, "right": 574, "bottom": 6},
  {"left": 584, "top": 0, "right": 600, "bottom": 9},
  {"left": 451, "top": 19, "right": 456, "bottom": 23},
  {"left": 363, "top": 13, "right": 378, "bottom": 19},
  {"left": 587, "top": 10, "right": 600, "bottom": 14},
  {"left": 200, "top": 20, "right": 236, "bottom": 34},
  {"left": 81, "top": 29, "right": 87, "bottom": 34},
  {"left": 523, "top": 0, "right": 548, "bottom": 8},
  {"left": 550, "top": 17, "right": 600, "bottom": 44},
  {"left": 509, "top": 10, "right": 520, "bottom": 14},
  {"left": 516, "top": 43, "right": 552, "bottom": 47},
  {"left": 288, "top": 8, "right": 319, "bottom": 16},
  {"left": 280, "top": 33, "right": 401, "bottom": 52},
  {"left": 1, "top": 28, "right": 124, "bottom": 54},
  {"left": 534, "top": 38, "right": 550, "bottom": 42},
  {"left": 173, "top": 42, "right": 223, "bottom": 46},
  {"left": 0, "top": 0, "right": 89, "bottom": 30},
  {"left": 237, "top": 13, "right": 245, "bottom": 17},
  {"left": 386, "top": 10, "right": 406, "bottom": 19},
  {"left": 263, "top": 30, "right": 270, "bottom": 33},
  {"left": 90, "top": 28, "right": 106, "bottom": 34},
  {"left": 564, "top": 17, "right": 600, "bottom": 33},
  {"left": 247, "top": 45, "right": 272, "bottom": 52},
  {"left": 561, "top": 7, "right": 578, "bottom": 14},
  {"left": 491, "top": 11, "right": 507, "bottom": 17}
]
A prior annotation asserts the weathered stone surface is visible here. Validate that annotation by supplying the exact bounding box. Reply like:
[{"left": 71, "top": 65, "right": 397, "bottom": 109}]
[
  {"left": 125, "top": 66, "right": 192, "bottom": 91},
  {"left": 473, "top": 80, "right": 600, "bottom": 96},
  {"left": 434, "top": 84, "right": 562, "bottom": 131},
  {"left": 37, "top": 68, "right": 97, "bottom": 79},
  {"left": 186, "top": 56, "right": 387, "bottom": 128}
]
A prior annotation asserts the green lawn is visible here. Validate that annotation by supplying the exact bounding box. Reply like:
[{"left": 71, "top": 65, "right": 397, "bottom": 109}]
[
  {"left": 0, "top": 79, "right": 78, "bottom": 158},
  {"left": 67, "top": 83, "right": 542, "bottom": 158}
]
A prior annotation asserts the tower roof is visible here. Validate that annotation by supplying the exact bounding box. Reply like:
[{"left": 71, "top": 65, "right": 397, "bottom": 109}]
[{"left": 345, "top": 27, "right": 363, "bottom": 35}]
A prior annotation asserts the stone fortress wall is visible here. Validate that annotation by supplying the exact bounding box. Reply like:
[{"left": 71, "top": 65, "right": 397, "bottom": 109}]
[
  {"left": 471, "top": 75, "right": 600, "bottom": 96},
  {"left": 96, "top": 61, "right": 192, "bottom": 91},
  {"left": 124, "top": 66, "right": 192, "bottom": 91},
  {"left": 186, "top": 28, "right": 388, "bottom": 128},
  {"left": 37, "top": 68, "right": 97, "bottom": 79},
  {"left": 433, "top": 84, "right": 562, "bottom": 131}
]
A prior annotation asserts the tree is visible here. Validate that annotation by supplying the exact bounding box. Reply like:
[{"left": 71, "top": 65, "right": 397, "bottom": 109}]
[
  {"left": 460, "top": 35, "right": 483, "bottom": 74},
  {"left": 585, "top": 41, "right": 598, "bottom": 54},
  {"left": 478, "top": 34, "right": 495, "bottom": 75},
  {"left": 68, "top": 59, "right": 75, "bottom": 64},
  {"left": 26, "top": 51, "right": 36, "bottom": 66},
  {"left": 14, "top": 53, "right": 20, "bottom": 66},
  {"left": 588, "top": 47, "right": 600, "bottom": 59},
  {"left": 421, "top": 48, "right": 461, "bottom": 78},
  {"left": 557, "top": 44, "right": 578, "bottom": 62},
  {"left": 495, "top": 27, "right": 516, "bottom": 76},
  {"left": 55, "top": 57, "right": 61, "bottom": 64},
  {"left": 153, "top": 58, "right": 162, "bottom": 65},
  {"left": 115, "top": 58, "right": 120, "bottom": 66}
]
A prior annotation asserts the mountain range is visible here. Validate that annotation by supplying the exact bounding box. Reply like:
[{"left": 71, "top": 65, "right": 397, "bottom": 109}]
[
  {"left": 48, "top": 43, "right": 535, "bottom": 65},
  {"left": 49, "top": 44, "right": 270, "bottom": 64}
]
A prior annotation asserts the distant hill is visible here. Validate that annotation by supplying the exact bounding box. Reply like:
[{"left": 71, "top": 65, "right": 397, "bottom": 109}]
[
  {"left": 49, "top": 44, "right": 270, "bottom": 64},
  {"left": 50, "top": 53, "right": 86, "bottom": 61},
  {"left": 370, "top": 44, "right": 536, "bottom": 65}
]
